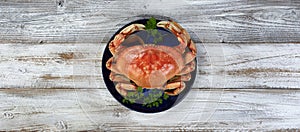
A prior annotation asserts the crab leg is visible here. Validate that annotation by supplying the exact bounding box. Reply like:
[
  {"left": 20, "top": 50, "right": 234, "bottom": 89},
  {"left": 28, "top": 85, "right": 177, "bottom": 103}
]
[
  {"left": 169, "top": 73, "right": 191, "bottom": 82},
  {"left": 163, "top": 81, "right": 186, "bottom": 96},
  {"left": 109, "top": 24, "right": 145, "bottom": 55},
  {"left": 184, "top": 40, "right": 197, "bottom": 64},
  {"left": 116, "top": 83, "right": 137, "bottom": 96},
  {"left": 179, "top": 60, "right": 196, "bottom": 75},
  {"left": 106, "top": 58, "right": 122, "bottom": 74},
  {"left": 109, "top": 72, "right": 130, "bottom": 83}
]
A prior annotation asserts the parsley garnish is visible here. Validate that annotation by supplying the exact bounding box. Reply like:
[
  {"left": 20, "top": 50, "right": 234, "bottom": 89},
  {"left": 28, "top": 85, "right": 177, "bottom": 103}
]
[
  {"left": 145, "top": 17, "right": 157, "bottom": 30},
  {"left": 144, "top": 17, "right": 165, "bottom": 44},
  {"left": 122, "top": 86, "right": 169, "bottom": 108}
]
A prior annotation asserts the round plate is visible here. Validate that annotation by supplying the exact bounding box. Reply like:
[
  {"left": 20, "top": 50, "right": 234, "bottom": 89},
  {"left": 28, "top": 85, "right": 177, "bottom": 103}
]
[{"left": 102, "top": 18, "right": 197, "bottom": 113}]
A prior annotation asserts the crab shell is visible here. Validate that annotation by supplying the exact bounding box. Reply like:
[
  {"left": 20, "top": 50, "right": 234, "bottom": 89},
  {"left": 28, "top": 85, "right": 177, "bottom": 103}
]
[
  {"left": 106, "top": 20, "right": 197, "bottom": 96},
  {"left": 113, "top": 45, "right": 184, "bottom": 88}
]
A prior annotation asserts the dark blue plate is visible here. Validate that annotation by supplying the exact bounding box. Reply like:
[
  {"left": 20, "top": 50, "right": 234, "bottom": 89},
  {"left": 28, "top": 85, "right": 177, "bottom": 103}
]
[{"left": 102, "top": 18, "right": 197, "bottom": 113}]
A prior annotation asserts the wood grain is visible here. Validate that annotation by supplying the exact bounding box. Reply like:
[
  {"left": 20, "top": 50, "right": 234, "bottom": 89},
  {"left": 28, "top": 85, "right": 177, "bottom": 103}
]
[
  {"left": 1, "top": 88, "right": 300, "bottom": 131},
  {"left": 1, "top": 0, "right": 300, "bottom": 43},
  {"left": 1, "top": 0, "right": 300, "bottom": 131},
  {"left": 1, "top": 43, "right": 299, "bottom": 89}
]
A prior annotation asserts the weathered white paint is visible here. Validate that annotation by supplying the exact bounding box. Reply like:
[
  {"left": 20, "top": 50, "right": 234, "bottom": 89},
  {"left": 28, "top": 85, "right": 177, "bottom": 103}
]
[
  {"left": 1, "top": 0, "right": 300, "bottom": 131},
  {"left": 1, "top": 89, "right": 300, "bottom": 131},
  {"left": 0, "top": 0, "right": 300, "bottom": 43},
  {"left": 1, "top": 43, "right": 300, "bottom": 89}
]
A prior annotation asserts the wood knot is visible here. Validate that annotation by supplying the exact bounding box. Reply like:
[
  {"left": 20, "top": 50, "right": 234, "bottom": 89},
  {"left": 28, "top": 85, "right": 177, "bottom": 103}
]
[
  {"left": 57, "top": 0, "right": 64, "bottom": 7},
  {"left": 3, "top": 112, "right": 14, "bottom": 119},
  {"left": 59, "top": 52, "right": 74, "bottom": 60},
  {"left": 40, "top": 74, "right": 61, "bottom": 80},
  {"left": 99, "top": 124, "right": 111, "bottom": 131},
  {"left": 55, "top": 120, "right": 68, "bottom": 130}
]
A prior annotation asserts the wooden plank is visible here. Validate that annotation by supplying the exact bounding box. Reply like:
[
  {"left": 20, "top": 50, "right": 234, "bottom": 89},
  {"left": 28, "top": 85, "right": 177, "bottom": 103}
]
[
  {"left": 1, "top": 0, "right": 300, "bottom": 131},
  {"left": 0, "top": 88, "right": 300, "bottom": 131},
  {"left": 0, "top": 43, "right": 300, "bottom": 89},
  {"left": 1, "top": 0, "right": 300, "bottom": 43}
]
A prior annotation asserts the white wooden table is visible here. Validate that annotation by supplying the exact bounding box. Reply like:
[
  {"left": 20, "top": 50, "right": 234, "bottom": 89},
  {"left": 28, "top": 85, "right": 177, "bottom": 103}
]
[{"left": 1, "top": 0, "right": 300, "bottom": 131}]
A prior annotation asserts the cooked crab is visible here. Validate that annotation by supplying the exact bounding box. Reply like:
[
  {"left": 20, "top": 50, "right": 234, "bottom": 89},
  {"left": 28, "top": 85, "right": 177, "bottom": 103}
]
[{"left": 106, "top": 20, "right": 197, "bottom": 96}]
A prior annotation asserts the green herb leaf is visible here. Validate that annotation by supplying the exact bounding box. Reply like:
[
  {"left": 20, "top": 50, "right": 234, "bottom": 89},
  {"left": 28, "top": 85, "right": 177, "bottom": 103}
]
[
  {"left": 147, "top": 104, "right": 152, "bottom": 108},
  {"left": 155, "top": 102, "right": 159, "bottom": 107},
  {"left": 163, "top": 94, "right": 169, "bottom": 100},
  {"left": 129, "top": 100, "right": 135, "bottom": 104},
  {"left": 145, "top": 17, "right": 166, "bottom": 44},
  {"left": 127, "top": 92, "right": 134, "bottom": 97},
  {"left": 158, "top": 98, "right": 163, "bottom": 104},
  {"left": 145, "top": 17, "right": 157, "bottom": 30},
  {"left": 137, "top": 86, "right": 143, "bottom": 93}
]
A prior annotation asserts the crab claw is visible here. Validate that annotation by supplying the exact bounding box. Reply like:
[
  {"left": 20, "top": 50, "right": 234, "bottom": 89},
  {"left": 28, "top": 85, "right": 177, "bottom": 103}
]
[
  {"left": 157, "top": 21, "right": 189, "bottom": 53},
  {"left": 109, "top": 24, "right": 145, "bottom": 55},
  {"left": 157, "top": 21, "right": 183, "bottom": 34},
  {"left": 120, "top": 24, "right": 145, "bottom": 35},
  {"left": 157, "top": 20, "right": 197, "bottom": 64}
]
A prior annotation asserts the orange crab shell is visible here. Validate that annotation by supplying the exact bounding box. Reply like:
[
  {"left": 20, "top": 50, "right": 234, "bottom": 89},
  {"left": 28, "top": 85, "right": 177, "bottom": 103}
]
[{"left": 114, "top": 45, "right": 185, "bottom": 88}]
